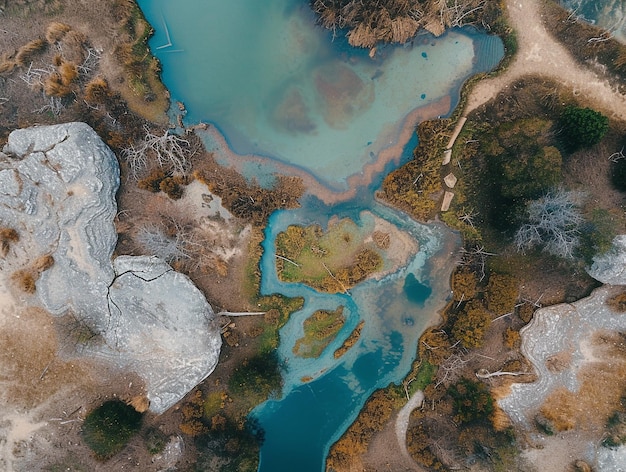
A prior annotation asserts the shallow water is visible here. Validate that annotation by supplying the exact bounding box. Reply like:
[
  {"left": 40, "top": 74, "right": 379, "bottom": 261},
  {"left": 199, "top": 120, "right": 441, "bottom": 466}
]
[
  {"left": 254, "top": 200, "right": 460, "bottom": 471},
  {"left": 562, "top": 0, "right": 626, "bottom": 43},
  {"left": 138, "top": 0, "right": 502, "bottom": 191},
  {"left": 136, "top": 1, "right": 503, "bottom": 470}
]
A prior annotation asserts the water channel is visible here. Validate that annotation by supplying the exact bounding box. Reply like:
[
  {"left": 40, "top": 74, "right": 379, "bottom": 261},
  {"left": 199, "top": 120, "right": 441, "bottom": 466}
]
[{"left": 136, "top": 1, "right": 504, "bottom": 470}]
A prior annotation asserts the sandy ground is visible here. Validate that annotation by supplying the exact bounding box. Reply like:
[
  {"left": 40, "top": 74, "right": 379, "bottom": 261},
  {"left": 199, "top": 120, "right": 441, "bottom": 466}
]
[{"left": 466, "top": 0, "right": 626, "bottom": 120}]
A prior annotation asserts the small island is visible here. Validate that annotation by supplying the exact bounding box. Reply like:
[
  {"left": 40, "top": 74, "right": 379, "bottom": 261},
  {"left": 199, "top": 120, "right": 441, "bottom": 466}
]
[
  {"left": 293, "top": 306, "right": 346, "bottom": 358},
  {"left": 275, "top": 212, "right": 418, "bottom": 293}
]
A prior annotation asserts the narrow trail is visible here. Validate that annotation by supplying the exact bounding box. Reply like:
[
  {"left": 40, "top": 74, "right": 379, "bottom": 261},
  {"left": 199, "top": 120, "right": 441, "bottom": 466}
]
[
  {"left": 465, "top": 0, "right": 626, "bottom": 120},
  {"left": 395, "top": 390, "right": 425, "bottom": 463}
]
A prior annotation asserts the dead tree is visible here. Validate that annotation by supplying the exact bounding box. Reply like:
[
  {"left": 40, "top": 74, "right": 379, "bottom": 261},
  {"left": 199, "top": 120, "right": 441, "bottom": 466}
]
[
  {"left": 608, "top": 147, "right": 625, "bottom": 162},
  {"left": 122, "top": 126, "right": 191, "bottom": 180},
  {"left": 136, "top": 224, "right": 192, "bottom": 263},
  {"left": 514, "top": 188, "right": 585, "bottom": 259}
]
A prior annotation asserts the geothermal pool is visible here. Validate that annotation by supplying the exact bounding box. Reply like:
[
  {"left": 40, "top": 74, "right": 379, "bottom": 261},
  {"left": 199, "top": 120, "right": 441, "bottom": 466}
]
[{"left": 136, "top": 1, "right": 503, "bottom": 470}]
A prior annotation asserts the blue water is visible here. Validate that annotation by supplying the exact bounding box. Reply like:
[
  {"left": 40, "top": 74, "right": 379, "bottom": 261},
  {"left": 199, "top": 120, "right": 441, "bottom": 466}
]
[
  {"left": 562, "top": 0, "right": 626, "bottom": 43},
  {"left": 135, "top": 1, "right": 503, "bottom": 470},
  {"left": 137, "top": 0, "right": 503, "bottom": 191},
  {"left": 255, "top": 201, "right": 460, "bottom": 471}
]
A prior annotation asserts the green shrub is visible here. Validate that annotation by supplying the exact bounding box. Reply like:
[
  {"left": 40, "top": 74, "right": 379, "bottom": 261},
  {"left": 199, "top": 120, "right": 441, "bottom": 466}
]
[
  {"left": 229, "top": 351, "right": 282, "bottom": 404},
  {"left": 448, "top": 379, "right": 494, "bottom": 424},
  {"left": 143, "top": 427, "right": 168, "bottom": 455},
  {"left": 560, "top": 106, "right": 609, "bottom": 151},
  {"left": 81, "top": 400, "right": 143, "bottom": 459}
]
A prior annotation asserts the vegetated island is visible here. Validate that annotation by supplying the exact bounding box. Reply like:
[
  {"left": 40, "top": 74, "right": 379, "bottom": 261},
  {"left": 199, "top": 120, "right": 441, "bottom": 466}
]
[
  {"left": 275, "top": 212, "right": 418, "bottom": 293},
  {"left": 293, "top": 306, "right": 346, "bottom": 358}
]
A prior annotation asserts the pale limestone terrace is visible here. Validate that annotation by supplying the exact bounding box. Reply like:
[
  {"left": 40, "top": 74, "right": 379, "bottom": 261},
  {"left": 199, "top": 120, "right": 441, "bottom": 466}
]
[
  {"left": 0, "top": 123, "right": 222, "bottom": 414},
  {"left": 498, "top": 286, "right": 626, "bottom": 470},
  {"left": 1, "top": 122, "right": 119, "bottom": 328}
]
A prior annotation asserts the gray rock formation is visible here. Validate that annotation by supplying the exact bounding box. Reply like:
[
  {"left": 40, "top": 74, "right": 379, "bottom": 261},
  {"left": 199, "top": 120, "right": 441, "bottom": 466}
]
[
  {"left": 0, "top": 123, "right": 221, "bottom": 413},
  {"left": 499, "top": 286, "right": 626, "bottom": 469},
  {"left": 2, "top": 122, "right": 119, "bottom": 330},
  {"left": 108, "top": 256, "right": 222, "bottom": 413},
  {"left": 588, "top": 235, "right": 626, "bottom": 285}
]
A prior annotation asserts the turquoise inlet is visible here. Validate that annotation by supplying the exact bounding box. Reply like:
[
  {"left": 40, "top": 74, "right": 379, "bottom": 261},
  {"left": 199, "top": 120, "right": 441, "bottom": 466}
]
[
  {"left": 136, "top": 1, "right": 504, "bottom": 471},
  {"left": 137, "top": 0, "right": 503, "bottom": 191}
]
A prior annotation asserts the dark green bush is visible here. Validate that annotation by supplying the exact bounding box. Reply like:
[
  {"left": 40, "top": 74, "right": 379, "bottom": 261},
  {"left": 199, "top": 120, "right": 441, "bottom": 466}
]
[
  {"left": 229, "top": 351, "right": 282, "bottom": 402},
  {"left": 560, "top": 106, "right": 609, "bottom": 151},
  {"left": 81, "top": 400, "right": 143, "bottom": 459},
  {"left": 448, "top": 378, "right": 494, "bottom": 424},
  {"left": 143, "top": 427, "right": 168, "bottom": 455}
]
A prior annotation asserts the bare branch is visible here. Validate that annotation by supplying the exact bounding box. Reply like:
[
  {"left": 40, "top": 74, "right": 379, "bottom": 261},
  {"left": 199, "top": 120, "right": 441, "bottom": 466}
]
[{"left": 122, "top": 126, "right": 191, "bottom": 180}]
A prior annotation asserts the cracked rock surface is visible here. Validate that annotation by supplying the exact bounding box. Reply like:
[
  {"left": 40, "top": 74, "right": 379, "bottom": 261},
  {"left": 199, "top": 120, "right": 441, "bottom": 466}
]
[{"left": 1, "top": 122, "right": 221, "bottom": 413}]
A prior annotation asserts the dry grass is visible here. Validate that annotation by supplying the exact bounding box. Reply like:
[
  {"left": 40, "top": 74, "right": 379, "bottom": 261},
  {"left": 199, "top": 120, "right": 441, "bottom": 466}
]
[
  {"left": 0, "top": 228, "right": 19, "bottom": 257},
  {"left": 540, "top": 342, "right": 626, "bottom": 432},
  {"left": 45, "top": 22, "right": 71, "bottom": 44},
  {"left": 606, "top": 291, "right": 626, "bottom": 313},
  {"left": 491, "top": 405, "right": 513, "bottom": 431},
  {"left": 0, "top": 53, "right": 18, "bottom": 74},
  {"left": 129, "top": 395, "right": 150, "bottom": 413},
  {"left": 58, "top": 61, "right": 78, "bottom": 85},
  {"left": 15, "top": 38, "right": 47, "bottom": 67},
  {"left": 12, "top": 270, "right": 37, "bottom": 294},
  {"left": 33, "top": 254, "right": 54, "bottom": 272},
  {"left": 43, "top": 72, "right": 71, "bottom": 97}
]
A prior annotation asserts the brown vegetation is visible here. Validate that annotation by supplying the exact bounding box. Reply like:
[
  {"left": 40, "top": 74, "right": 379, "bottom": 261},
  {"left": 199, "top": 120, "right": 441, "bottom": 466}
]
[
  {"left": 12, "top": 270, "right": 37, "bottom": 294},
  {"left": 452, "top": 299, "right": 491, "bottom": 349},
  {"left": 138, "top": 169, "right": 188, "bottom": 199},
  {"left": 45, "top": 22, "right": 72, "bottom": 44},
  {"left": 606, "top": 291, "right": 626, "bottom": 313},
  {"left": 0, "top": 227, "right": 19, "bottom": 257},
  {"left": 195, "top": 166, "right": 304, "bottom": 226},
  {"left": 451, "top": 268, "right": 477, "bottom": 301},
  {"left": 179, "top": 389, "right": 208, "bottom": 436},
  {"left": 10, "top": 253, "right": 55, "bottom": 294},
  {"left": 293, "top": 307, "right": 345, "bottom": 358},
  {"left": 15, "top": 38, "right": 47, "bottom": 66},
  {"left": 486, "top": 273, "right": 518, "bottom": 315},
  {"left": 326, "top": 388, "right": 403, "bottom": 470},
  {"left": 311, "top": 0, "right": 503, "bottom": 48},
  {"left": 380, "top": 119, "right": 453, "bottom": 221},
  {"left": 334, "top": 319, "right": 365, "bottom": 359}
]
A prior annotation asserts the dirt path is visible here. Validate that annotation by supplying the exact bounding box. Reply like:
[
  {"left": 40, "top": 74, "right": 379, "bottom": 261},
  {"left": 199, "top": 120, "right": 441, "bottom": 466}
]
[
  {"left": 466, "top": 0, "right": 626, "bottom": 120},
  {"left": 395, "top": 390, "right": 424, "bottom": 463},
  {"left": 360, "top": 391, "right": 426, "bottom": 472}
]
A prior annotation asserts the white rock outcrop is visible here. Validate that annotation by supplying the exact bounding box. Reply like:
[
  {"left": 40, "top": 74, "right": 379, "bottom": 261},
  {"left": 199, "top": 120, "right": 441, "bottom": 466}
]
[
  {"left": 588, "top": 235, "right": 626, "bottom": 285},
  {"left": 107, "top": 256, "right": 222, "bottom": 413},
  {"left": 0, "top": 123, "right": 221, "bottom": 413},
  {"left": 499, "top": 286, "right": 626, "bottom": 470}
]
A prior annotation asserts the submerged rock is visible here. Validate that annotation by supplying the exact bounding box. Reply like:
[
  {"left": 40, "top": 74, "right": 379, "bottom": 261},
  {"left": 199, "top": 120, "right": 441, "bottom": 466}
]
[{"left": 0, "top": 123, "right": 221, "bottom": 413}]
